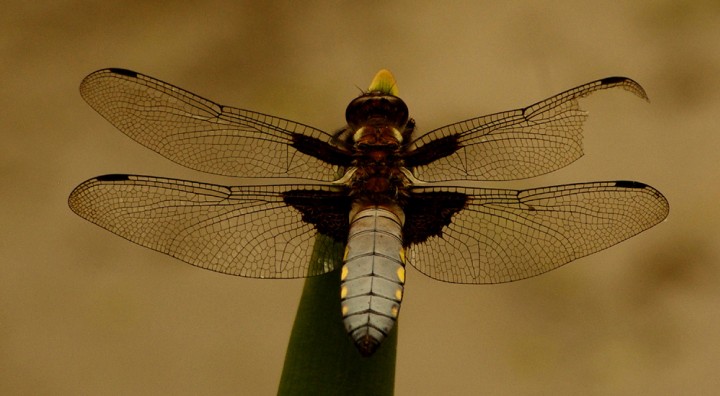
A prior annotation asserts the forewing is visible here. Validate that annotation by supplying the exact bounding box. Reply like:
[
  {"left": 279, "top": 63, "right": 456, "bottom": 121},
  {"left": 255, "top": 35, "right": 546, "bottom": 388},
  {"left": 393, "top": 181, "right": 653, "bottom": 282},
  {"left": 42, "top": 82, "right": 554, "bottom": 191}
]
[
  {"left": 405, "top": 77, "right": 648, "bottom": 181},
  {"left": 406, "top": 181, "right": 668, "bottom": 284},
  {"left": 80, "top": 69, "right": 346, "bottom": 181},
  {"left": 68, "top": 175, "right": 348, "bottom": 278}
]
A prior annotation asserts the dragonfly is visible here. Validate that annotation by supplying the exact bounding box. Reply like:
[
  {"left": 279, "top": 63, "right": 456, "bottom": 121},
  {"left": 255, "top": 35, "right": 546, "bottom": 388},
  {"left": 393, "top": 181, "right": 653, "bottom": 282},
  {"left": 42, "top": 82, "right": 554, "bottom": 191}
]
[{"left": 69, "top": 68, "right": 669, "bottom": 356}]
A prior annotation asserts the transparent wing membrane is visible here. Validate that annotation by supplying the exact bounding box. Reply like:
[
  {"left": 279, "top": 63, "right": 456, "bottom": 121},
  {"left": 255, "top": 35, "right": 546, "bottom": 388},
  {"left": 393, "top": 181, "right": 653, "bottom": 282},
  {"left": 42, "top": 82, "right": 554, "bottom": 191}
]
[
  {"left": 80, "top": 69, "right": 340, "bottom": 181},
  {"left": 407, "top": 181, "right": 668, "bottom": 284},
  {"left": 69, "top": 175, "right": 345, "bottom": 278},
  {"left": 409, "top": 77, "right": 648, "bottom": 181}
]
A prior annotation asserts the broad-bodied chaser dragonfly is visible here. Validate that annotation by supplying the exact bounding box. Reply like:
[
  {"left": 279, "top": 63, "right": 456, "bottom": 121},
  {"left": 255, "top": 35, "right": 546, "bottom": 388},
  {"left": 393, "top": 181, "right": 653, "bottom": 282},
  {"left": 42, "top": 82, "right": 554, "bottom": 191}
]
[{"left": 69, "top": 69, "right": 668, "bottom": 356}]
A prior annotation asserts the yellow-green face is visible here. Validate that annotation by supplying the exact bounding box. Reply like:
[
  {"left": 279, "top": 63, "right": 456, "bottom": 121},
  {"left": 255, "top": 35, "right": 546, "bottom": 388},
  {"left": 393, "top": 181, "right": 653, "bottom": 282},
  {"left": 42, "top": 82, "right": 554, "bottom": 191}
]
[{"left": 368, "top": 69, "right": 399, "bottom": 96}]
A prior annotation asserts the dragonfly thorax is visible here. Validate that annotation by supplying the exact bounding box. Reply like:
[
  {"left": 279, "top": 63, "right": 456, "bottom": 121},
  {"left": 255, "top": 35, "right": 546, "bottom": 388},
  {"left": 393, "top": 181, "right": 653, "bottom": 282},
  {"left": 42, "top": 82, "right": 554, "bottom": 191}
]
[
  {"left": 353, "top": 125, "right": 403, "bottom": 149},
  {"left": 344, "top": 91, "right": 413, "bottom": 200}
]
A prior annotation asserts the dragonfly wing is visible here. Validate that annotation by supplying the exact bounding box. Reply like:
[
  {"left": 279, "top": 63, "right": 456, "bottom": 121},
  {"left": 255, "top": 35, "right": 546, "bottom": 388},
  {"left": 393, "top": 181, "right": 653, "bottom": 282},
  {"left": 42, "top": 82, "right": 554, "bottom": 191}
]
[
  {"left": 68, "top": 175, "right": 350, "bottom": 278},
  {"left": 80, "top": 69, "right": 350, "bottom": 181},
  {"left": 405, "top": 77, "right": 648, "bottom": 181},
  {"left": 404, "top": 181, "right": 668, "bottom": 284}
]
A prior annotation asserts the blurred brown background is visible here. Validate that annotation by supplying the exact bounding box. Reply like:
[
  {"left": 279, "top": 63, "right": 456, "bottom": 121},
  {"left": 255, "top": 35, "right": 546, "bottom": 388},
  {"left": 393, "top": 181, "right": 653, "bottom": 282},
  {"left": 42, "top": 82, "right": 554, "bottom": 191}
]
[{"left": 2, "top": 1, "right": 718, "bottom": 395}]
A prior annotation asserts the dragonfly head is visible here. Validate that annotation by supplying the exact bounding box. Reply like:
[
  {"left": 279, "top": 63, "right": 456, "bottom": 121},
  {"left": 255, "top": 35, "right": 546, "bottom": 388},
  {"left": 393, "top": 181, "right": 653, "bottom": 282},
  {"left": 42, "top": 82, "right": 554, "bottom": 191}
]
[
  {"left": 346, "top": 93, "right": 409, "bottom": 129},
  {"left": 346, "top": 69, "right": 409, "bottom": 131}
]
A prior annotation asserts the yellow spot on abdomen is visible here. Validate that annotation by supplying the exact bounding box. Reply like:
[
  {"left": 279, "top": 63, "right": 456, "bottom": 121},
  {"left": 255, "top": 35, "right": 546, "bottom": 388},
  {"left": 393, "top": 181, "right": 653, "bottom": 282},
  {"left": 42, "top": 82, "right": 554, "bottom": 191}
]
[
  {"left": 391, "top": 305, "right": 399, "bottom": 317},
  {"left": 341, "top": 265, "right": 348, "bottom": 281},
  {"left": 395, "top": 288, "right": 403, "bottom": 301},
  {"left": 340, "top": 286, "right": 348, "bottom": 299},
  {"left": 341, "top": 304, "right": 349, "bottom": 316},
  {"left": 396, "top": 266, "right": 405, "bottom": 284}
]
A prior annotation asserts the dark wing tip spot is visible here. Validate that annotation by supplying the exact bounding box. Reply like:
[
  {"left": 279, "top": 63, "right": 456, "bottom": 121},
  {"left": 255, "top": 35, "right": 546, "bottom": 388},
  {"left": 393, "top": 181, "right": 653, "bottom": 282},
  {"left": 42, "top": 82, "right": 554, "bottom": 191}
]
[
  {"left": 614, "top": 180, "right": 648, "bottom": 189},
  {"left": 600, "top": 76, "right": 628, "bottom": 85},
  {"left": 108, "top": 68, "right": 137, "bottom": 78},
  {"left": 96, "top": 174, "right": 130, "bottom": 181},
  {"left": 599, "top": 76, "right": 649, "bottom": 102}
]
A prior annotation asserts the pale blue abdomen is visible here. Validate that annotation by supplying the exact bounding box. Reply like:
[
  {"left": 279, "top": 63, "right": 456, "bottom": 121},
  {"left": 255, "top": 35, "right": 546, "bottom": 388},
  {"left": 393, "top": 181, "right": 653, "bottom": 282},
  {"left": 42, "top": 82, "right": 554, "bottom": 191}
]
[{"left": 340, "top": 204, "right": 406, "bottom": 356}]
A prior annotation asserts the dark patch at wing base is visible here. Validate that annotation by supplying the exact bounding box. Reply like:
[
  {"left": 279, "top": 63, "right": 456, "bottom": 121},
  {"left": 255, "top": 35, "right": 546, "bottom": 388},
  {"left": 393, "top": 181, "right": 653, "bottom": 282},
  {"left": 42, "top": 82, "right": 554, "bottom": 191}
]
[
  {"left": 283, "top": 189, "right": 351, "bottom": 243},
  {"left": 291, "top": 133, "right": 352, "bottom": 167},
  {"left": 403, "top": 191, "right": 468, "bottom": 246},
  {"left": 403, "top": 135, "right": 461, "bottom": 168}
]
